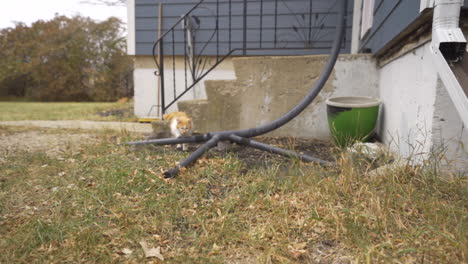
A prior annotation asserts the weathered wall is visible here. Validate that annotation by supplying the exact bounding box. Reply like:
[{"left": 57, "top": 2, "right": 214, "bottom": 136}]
[
  {"left": 133, "top": 56, "right": 236, "bottom": 118},
  {"left": 179, "top": 54, "right": 379, "bottom": 139},
  {"left": 432, "top": 79, "right": 468, "bottom": 172},
  {"left": 378, "top": 41, "right": 467, "bottom": 171},
  {"left": 378, "top": 42, "right": 437, "bottom": 160}
]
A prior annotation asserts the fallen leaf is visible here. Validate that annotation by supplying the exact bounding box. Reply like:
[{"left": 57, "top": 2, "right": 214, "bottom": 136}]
[
  {"left": 103, "top": 228, "right": 120, "bottom": 238},
  {"left": 117, "top": 248, "right": 133, "bottom": 255},
  {"left": 139, "top": 241, "right": 164, "bottom": 260},
  {"left": 212, "top": 243, "right": 221, "bottom": 251},
  {"left": 288, "top": 242, "right": 308, "bottom": 259},
  {"left": 292, "top": 242, "right": 307, "bottom": 250},
  {"left": 147, "top": 168, "right": 159, "bottom": 176}
]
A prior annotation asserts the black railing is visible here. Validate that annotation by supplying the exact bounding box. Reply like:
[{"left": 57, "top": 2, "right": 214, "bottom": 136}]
[{"left": 152, "top": 0, "right": 346, "bottom": 115}]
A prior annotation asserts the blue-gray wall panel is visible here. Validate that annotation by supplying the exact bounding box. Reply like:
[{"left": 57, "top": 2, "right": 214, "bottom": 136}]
[
  {"left": 134, "top": 0, "right": 353, "bottom": 56},
  {"left": 361, "top": 0, "right": 468, "bottom": 54},
  {"left": 136, "top": 13, "right": 344, "bottom": 31}
]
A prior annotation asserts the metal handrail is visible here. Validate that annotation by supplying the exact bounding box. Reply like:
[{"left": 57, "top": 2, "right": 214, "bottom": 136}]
[{"left": 151, "top": 0, "right": 344, "bottom": 115}]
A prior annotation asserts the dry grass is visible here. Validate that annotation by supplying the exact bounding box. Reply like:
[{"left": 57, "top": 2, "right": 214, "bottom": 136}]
[
  {"left": 0, "top": 127, "right": 466, "bottom": 263},
  {"left": 0, "top": 101, "right": 136, "bottom": 122}
]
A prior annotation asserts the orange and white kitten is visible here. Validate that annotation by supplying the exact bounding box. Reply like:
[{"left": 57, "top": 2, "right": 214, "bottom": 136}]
[{"left": 163, "top": 111, "right": 193, "bottom": 151}]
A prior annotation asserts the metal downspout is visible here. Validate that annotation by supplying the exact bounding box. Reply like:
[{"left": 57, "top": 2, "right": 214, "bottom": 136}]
[{"left": 431, "top": 0, "right": 468, "bottom": 126}]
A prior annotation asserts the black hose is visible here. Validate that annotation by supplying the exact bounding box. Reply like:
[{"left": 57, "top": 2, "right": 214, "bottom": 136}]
[{"left": 163, "top": 135, "right": 221, "bottom": 178}]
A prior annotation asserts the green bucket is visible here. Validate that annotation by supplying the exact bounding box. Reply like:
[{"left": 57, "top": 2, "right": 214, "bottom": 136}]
[{"left": 326, "top": 96, "right": 381, "bottom": 148}]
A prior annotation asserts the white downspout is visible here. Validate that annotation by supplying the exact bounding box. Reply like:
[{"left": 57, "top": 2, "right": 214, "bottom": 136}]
[{"left": 430, "top": 0, "right": 468, "bottom": 126}]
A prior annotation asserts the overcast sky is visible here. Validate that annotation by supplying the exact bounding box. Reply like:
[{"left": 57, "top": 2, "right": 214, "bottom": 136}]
[{"left": 0, "top": 0, "right": 127, "bottom": 30}]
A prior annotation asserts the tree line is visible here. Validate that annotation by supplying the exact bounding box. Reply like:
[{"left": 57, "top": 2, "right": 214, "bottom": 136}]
[{"left": 0, "top": 15, "right": 133, "bottom": 101}]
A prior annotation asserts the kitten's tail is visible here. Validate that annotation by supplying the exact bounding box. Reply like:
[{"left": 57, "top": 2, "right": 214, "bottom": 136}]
[{"left": 162, "top": 113, "right": 171, "bottom": 121}]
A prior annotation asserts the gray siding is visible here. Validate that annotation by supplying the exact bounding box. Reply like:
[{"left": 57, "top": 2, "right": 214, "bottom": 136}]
[
  {"left": 361, "top": 0, "right": 468, "bottom": 54},
  {"left": 135, "top": 0, "right": 353, "bottom": 56}
]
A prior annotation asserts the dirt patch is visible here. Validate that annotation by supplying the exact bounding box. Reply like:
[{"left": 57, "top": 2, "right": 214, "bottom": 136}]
[
  {"left": 0, "top": 130, "right": 99, "bottom": 160},
  {"left": 137, "top": 135, "right": 336, "bottom": 172},
  {"left": 185, "top": 136, "right": 336, "bottom": 170}
]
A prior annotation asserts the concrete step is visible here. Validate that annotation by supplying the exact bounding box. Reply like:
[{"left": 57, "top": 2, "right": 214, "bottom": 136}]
[
  {"left": 204, "top": 79, "right": 240, "bottom": 100},
  {"left": 177, "top": 99, "right": 212, "bottom": 133},
  {"left": 231, "top": 55, "right": 330, "bottom": 82}
]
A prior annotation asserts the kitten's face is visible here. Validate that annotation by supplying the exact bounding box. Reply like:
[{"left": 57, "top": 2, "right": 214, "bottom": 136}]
[{"left": 176, "top": 118, "right": 192, "bottom": 136}]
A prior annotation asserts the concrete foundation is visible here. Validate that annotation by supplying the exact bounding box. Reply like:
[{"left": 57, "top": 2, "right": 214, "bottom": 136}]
[
  {"left": 432, "top": 79, "right": 468, "bottom": 172},
  {"left": 179, "top": 54, "right": 379, "bottom": 139},
  {"left": 378, "top": 42, "right": 438, "bottom": 160},
  {"left": 378, "top": 41, "right": 467, "bottom": 171}
]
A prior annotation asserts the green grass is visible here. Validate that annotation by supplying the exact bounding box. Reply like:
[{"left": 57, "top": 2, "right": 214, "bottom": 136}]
[
  {"left": 0, "top": 101, "right": 137, "bottom": 122},
  {"left": 0, "top": 127, "right": 466, "bottom": 263}
]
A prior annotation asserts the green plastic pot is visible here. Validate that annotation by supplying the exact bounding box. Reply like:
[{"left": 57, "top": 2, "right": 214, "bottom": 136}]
[{"left": 326, "top": 96, "right": 381, "bottom": 148}]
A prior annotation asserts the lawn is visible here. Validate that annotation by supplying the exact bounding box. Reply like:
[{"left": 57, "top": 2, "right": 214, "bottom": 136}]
[
  {"left": 0, "top": 101, "right": 137, "bottom": 122},
  {"left": 0, "top": 126, "right": 466, "bottom": 263}
]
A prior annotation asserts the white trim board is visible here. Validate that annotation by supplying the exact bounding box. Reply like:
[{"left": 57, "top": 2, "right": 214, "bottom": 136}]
[
  {"left": 127, "top": 0, "right": 136, "bottom": 55},
  {"left": 351, "top": 0, "right": 363, "bottom": 53},
  {"left": 431, "top": 45, "right": 468, "bottom": 127}
]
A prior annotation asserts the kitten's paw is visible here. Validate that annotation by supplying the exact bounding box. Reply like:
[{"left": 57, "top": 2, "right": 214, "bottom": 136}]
[
  {"left": 176, "top": 144, "right": 182, "bottom": 150},
  {"left": 182, "top": 144, "right": 189, "bottom": 151}
]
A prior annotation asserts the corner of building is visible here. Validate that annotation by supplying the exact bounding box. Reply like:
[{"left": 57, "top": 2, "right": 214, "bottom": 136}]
[{"left": 375, "top": 26, "right": 468, "bottom": 171}]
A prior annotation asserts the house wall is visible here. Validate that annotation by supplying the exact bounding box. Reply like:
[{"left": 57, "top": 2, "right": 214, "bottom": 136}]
[
  {"left": 378, "top": 41, "right": 468, "bottom": 171},
  {"left": 135, "top": 0, "right": 353, "bottom": 56},
  {"left": 378, "top": 41, "right": 438, "bottom": 161},
  {"left": 131, "top": 0, "right": 355, "bottom": 118},
  {"left": 433, "top": 78, "right": 468, "bottom": 172},
  {"left": 359, "top": 0, "right": 421, "bottom": 53}
]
